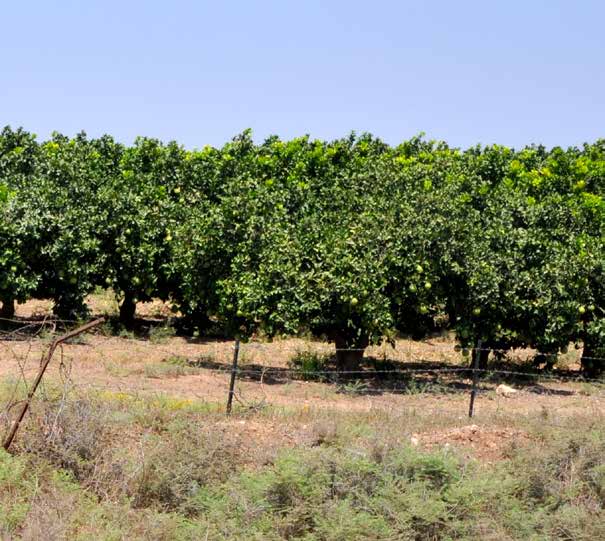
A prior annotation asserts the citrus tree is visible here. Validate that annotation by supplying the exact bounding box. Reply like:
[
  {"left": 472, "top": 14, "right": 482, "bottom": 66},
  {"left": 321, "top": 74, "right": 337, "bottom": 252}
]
[
  {"left": 2, "top": 123, "right": 604, "bottom": 376},
  {"left": 210, "top": 134, "right": 403, "bottom": 368},
  {"left": 0, "top": 127, "right": 41, "bottom": 319},
  {"left": 25, "top": 133, "right": 108, "bottom": 319},
  {"left": 98, "top": 137, "right": 187, "bottom": 326},
  {"left": 444, "top": 145, "right": 605, "bottom": 372}
]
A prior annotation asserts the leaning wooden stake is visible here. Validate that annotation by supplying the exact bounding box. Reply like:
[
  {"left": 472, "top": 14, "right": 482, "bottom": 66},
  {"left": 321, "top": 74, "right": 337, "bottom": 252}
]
[
  {"left": 2, "top": 317, "right": 105, "bottom": 451},
  {"left": 468, "top": 340, "right": 482, "bottom": 418},
  {"left": 226, "top": 339, "right": 240, "bottom": 415}
]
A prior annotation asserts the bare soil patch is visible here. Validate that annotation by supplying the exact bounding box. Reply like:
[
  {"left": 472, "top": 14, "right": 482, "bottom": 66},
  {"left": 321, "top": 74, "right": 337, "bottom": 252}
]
[
  {"left": 1, "top": 296, "right": 603, "bottom": 462},
  {"left": 417, "top": 424, "right": 533, "bottom": 462}
]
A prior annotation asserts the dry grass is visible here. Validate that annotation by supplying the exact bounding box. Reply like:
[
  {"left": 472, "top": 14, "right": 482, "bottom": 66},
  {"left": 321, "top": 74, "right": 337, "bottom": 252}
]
[
  {"left": 2, "top": 387, "right": 605, "bottom": 539},
  {"left": 1, "top": 294, "right": 604, "bottom": 538},
  {"left": 1, "top": 295, "right": 600, "bottom": 425}
]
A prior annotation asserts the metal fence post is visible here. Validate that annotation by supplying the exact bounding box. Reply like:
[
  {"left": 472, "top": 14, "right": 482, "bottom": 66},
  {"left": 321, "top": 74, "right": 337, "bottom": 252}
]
[
  {"left": 226, "top": 339, "right": 240, "bottom": 415},
  {"left": 468, "top": 339, "right": 482, "bottom": 418},
  {"left": 3, "top": 317, "right": 105, "bottom": 451}
]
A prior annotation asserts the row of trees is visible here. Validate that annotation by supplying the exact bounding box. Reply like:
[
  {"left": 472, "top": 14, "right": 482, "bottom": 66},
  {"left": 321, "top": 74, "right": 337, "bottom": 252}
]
[{"left": 1, "top": 127, "right": 604, "bottom": 372}]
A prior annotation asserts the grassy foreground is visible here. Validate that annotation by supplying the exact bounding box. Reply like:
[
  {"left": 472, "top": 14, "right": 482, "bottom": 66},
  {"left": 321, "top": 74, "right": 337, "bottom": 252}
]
[{"left": 1, "top": 385, "right": 605, "bottom": 541}]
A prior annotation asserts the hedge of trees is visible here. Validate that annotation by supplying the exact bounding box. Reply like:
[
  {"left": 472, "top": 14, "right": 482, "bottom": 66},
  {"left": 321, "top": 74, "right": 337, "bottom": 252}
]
[{"left": 1, "top": 126, "right": 604, "bottom": 373}]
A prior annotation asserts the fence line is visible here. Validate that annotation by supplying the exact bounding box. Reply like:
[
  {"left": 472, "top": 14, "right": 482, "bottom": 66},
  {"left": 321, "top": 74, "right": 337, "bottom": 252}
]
[
  {"left": 236, "top": 340, "right": 605, "bottom": 362},
  {"left": 2, "top": 331, "right": 605, "bottom": 384},
  {"left": 2, "top": 319, "right": 605, "bottom": 446},
  {"left": 190, "top": 365, "right": 605, "bottom": 382},
  {"left": 2, "top": 332, "right": 605, "bottom": 380},
  {"left": 2, "top": 315, "right": 605, "bottom": 362}
]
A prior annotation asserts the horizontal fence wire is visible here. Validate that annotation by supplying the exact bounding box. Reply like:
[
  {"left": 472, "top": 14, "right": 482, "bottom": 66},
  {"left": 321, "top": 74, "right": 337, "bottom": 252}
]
[
  {"left": 3, "top": 329, "right": 605, "bottom": 381},
  {"left": 221, "top": 365, "right": 605, "bottom": 383},
  {"left": 0, "top": 332, "right": 605, "bottom": 370},
  {"left": 1, "top": 313, "right": 604, "bottom": 485},
  {"left": 239, "top": 341, "right": 605, "bottom": 361},
  {"left": 2, "top": 320, "right": 605, "bottom": 437},
  {"left": 0, "top": 317, "right": 81, "bottom": 325},
  {"left": 2, "top": 315, "right": 605, "bottom": 361}
]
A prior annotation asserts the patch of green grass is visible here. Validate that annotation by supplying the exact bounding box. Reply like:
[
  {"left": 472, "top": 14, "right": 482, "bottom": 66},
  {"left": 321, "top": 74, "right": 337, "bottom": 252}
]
[
  {"left": 118, "top": 327, "right": 136, "bottom": 340},
  {"left": 3, "top": 374, "right": 605, "bottom": 540},
  {"left": 103, "top": 360, "right": 135, "bottom": 377},
  {"left": 0, "top": 450, "right": 31, "bottom": 533},
  {"left": 148, "top": 324, "right": 177, "bottom": 344},
  {"left": 189, "top": 433, "right": 605, "bottom": 540},
  {"left": 337, "top": 378, "right": 370, "bottom": 395},
  {"left": 143, "top": 363, "right": 189, "bottom": 379},
  {"left": 164, "top": 354, "right": 190, "bottom": 366},
  {"left": 288, "top": 349, "right": 332, "bottom": 381},
  {"left": 0, "top": 449, "right": 201, "bottom": 540}
]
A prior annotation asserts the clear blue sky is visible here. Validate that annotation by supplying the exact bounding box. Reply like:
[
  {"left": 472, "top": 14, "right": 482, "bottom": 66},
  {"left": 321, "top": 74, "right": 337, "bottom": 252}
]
[{"left": 1, "top": 0, "right": 604, "bottom": 149}]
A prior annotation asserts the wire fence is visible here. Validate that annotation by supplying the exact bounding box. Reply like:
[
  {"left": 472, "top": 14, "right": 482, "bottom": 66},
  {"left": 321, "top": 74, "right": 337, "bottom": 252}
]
[{"left": 1, "top": 317, "right": 605, "bottom": 449}]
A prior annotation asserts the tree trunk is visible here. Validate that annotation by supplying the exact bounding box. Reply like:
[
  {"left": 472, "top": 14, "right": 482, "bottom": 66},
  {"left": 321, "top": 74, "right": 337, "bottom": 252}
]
[
  {"left": 581, "top": 340, "right": 603, "bottom": 378},
  {"left": 53, "top": 296, "right": 89, "bottom": 321},
  {"left": 334, "top": 333, "right": 368, "bottom": 373},
  {"left": 470, "top": 346, "right": 490, "bottom": 370},
  {"left": 0, "top": 296, "right": 15, "bottom": 319},
  {"left": 119, "top": 292, "right": 137, "bottom": 327},
  {"left": 533, "top": 352, "right": 556, "bottom": 370}
]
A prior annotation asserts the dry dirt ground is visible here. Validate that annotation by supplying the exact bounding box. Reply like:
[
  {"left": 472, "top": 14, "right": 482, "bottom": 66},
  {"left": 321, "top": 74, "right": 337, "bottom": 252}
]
[{"left": 1, "top": 296, "right": 604, "bottom": 463}]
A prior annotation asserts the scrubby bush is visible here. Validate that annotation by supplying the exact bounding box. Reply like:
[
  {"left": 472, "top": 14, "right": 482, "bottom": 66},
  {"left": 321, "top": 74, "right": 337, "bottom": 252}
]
[{"left": 288, "top": 350, "right": 331, "bottom": 381}]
